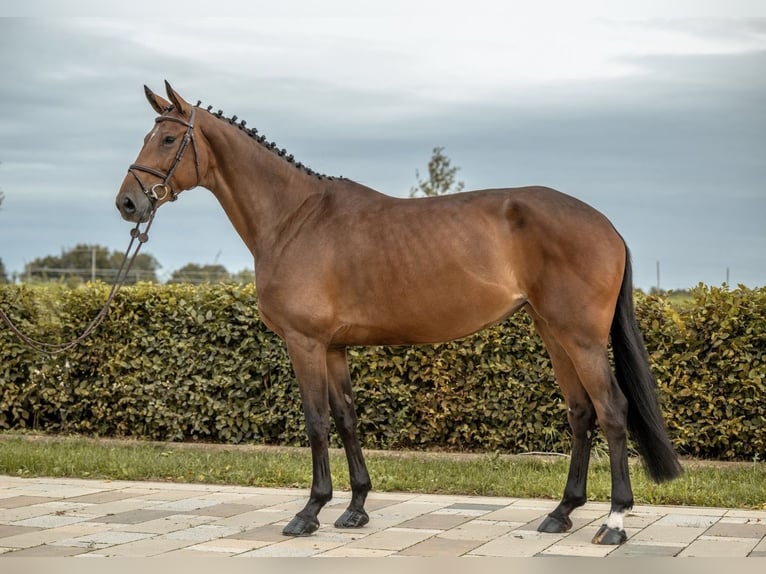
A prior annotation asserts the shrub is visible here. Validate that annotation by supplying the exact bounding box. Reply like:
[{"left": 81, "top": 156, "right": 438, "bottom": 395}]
[{"left": 1, "top": 283, "right": 764, "bottom": 460}]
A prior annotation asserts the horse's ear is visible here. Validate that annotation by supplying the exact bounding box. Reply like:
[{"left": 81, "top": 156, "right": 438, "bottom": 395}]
[
  {"left": 144, "top": 85, "right": 171, "bottom": 115},
  {"left": 164, "top": 80, "right": 192, "bottom": 118}
]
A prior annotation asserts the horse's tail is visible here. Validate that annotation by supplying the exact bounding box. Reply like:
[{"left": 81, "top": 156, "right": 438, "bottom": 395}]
[{"left": 611, "top": 245, "right": 683, "bottom": 483}]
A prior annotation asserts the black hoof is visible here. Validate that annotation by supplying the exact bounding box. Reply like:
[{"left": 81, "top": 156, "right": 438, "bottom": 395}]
[
  {"left": 592, "top": 523, "right": 627, "bottom": 545},
  {"left": 282, "top": 515, "right": 320, "bottom": 537},
  {"left": 334, "top": 509, "right": 369, "bottom": 529},
  {"left": 538, "top": 514, "right": 573, "bottom": 534}
]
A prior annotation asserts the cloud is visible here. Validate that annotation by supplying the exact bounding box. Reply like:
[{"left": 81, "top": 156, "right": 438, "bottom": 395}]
[{"left": 0, "top": 13, "right": 765, "bottom": 289}]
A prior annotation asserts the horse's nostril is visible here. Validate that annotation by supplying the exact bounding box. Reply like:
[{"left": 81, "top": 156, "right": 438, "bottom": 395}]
[{"left": 122, "top": 196, "right": 136, "bottom": 214}]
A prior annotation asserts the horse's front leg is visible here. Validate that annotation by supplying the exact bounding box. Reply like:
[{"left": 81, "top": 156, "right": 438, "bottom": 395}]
[
  {"left": 327, "top": 347, "right": 371, "bottom": 528},
  {"left": 282, "top": 337, "right": 333, "bottom": 536}
]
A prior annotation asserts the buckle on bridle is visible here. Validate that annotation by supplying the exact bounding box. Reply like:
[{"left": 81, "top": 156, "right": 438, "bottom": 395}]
[{"left": 149, "top": 183, "right": 170, "bottom": 202}]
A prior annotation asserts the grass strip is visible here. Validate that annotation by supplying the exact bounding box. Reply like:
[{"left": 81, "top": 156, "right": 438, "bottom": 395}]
[{"left": 0, "top": 434, "right": 764, "bottom": 509}]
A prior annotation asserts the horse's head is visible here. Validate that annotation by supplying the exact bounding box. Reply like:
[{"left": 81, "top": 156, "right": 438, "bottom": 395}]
[{"left": 116, "top": 81, "right": 206, "bottom": 223}]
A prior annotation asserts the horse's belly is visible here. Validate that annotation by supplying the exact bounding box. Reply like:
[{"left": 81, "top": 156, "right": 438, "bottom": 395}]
[{"left": 333, "top": 279, "right": 527, "bottom": 346}]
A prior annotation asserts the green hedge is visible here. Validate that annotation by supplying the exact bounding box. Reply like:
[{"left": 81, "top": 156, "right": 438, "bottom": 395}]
[{"left": 1, "top": 283, "right": 764, "bottom": 460}]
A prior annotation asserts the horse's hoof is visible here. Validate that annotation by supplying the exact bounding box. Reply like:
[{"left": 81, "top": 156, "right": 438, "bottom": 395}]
[
  {"left": 591, "top": 523, "right": 627, "bottom": 545},
  {"left": 334, "top": 509, "right": 369, "bottom": 528},
  {"left": 282, "top": 515, "right": 320, "bottom": 536},
  {"left": 537, "top": 514, "right": 572, "bottom": 533}
]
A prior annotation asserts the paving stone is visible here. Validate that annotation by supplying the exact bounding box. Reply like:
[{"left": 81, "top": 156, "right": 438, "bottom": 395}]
[
  {"left": 480, "top": 506, "right": 549, "bottom": 523},
  {"left": 96, "top": 536, "right": 195, "bottom": 557},
  {"left": 704, "top": 521, "right": 766, "bottom": 538},
  {"left": 2, "top": 543, "right": 87, "bottom": 557},
  {"left": 752, "top": 537, "right": 766, "bottom": 552},
  {"left": 396, "top": 536, "right": 483, "bottom": 557},
  {"left": 639, "top": 505, "right": 726, "bottom": 517},
  {"left": 398, "top": 512, "right": 472, "bottom": 530},
  {"left": 0, "top": 522, "right": 107, "bottom": 550},
  {"left": 93, "top": 508, "right": 179, "bottom": 524},
  {"left": 11, "top": 514, "right": 89, "bottom": 529},
  {"left": 190, "top": 503, "right": 263, "bottom": 518},
  {"left": 0, "top": 496, "right": 57, "bottom": 509},
  {"left": 238, "top": 534, "right": 348, "bottom": 558},
  {"left": 12, "top": 482, "right": 106, "bottom": 499},
  {"left": 75, "top": 499, "right": 159, "bottom": 518},
  {"left": 631, "top": 524, "right": 709, "bottom": 544},
  {"left": 164, "top": 524, "right": 240, "bottom": 542},
  {"left": 538, "top": 543, "right": 615, "bottom": 557},
  {"left": 679, "top": 536, "right": 760, "bottom": 557},
  {"left": 154, "top": 498, "right": 224, "bottom": 512},
  {"left": 188, "top": 538, "right": 271, "bottom": 554},
  {"left": 469, "top": 529, "right": 564, "bottom": 557},
  {"left": 1, "top": 504, "right": 67, "bottom": 523},
  {"left": 317, "top": 547, "right": 396, "bottom": 557},
  {"left": 364, "top": 498, "right": 416, "bottom": 512},
  {"left": 54, "top": 530, "right": 154, "bottom": 549},
  {"left": 237, "top": 545, "right": 318, "bottom": 558},
  {"left": 36, "top": 501, "right": 93, "bottom": 512},
  {"left": 445, "top": 503, "right": 507, "bottom": 512},
  {"left": 623, "top": 512, "right": 663, "bottom": 529},
  {"left": 725, "top": 509, "right": 766, "bottom": 520},
  {"left": 363, "top": 501, "right": 448, "bottom": 530},
  {"left": 655, "top": 513, "right": 720, "bottom": 528},
  {"left": 226, "top": 524, "right": 286, "bottom": 542},
  {"left": 342, "top": 527, "right": 441, "bottom": 551},
  {"left": 0, "top": 525, "right": 40, "bottom": 540},
  {"left": 66, "top": 490, "right": 142, "bottom": 504},
  {"left": 114, "top": 513, "right": 214, "bottom": 534},
  {"left": 609, "top": 543, "right": 683, "bottom": 557},
  {"left": 437, "top": 519, "right": 518, "bottom": 542},
  {"left": 209, "top": 508, "right": 294, "bottom": 528}
]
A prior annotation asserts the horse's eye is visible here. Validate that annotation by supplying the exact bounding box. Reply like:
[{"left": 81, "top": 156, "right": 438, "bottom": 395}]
[{"left": 163, "top": 135, "right": 176, "bottom": 145}]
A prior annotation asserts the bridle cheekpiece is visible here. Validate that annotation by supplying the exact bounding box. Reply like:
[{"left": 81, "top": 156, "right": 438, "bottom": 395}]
[{"left": 128, "top": 105, "right": 200, "bottom": 206}]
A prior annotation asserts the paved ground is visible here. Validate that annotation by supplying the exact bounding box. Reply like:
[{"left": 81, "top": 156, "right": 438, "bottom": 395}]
[{"left": 0, "top": 475, "right": 765, "bottom": 558}]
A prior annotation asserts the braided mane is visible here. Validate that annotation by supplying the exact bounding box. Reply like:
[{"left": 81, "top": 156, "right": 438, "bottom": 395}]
[{"left": 196, "top": 101, "right": 340, "bottom": 181}]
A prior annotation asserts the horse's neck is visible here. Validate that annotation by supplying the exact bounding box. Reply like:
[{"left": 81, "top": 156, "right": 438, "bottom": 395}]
[{"left": 201, "top": 120, "right": 322, "bottom": 261}]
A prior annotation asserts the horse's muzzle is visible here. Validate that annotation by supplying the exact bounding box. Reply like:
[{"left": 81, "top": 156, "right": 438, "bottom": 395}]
[{"left": 116, "top": 188, "right": 152, "bottom": 223}]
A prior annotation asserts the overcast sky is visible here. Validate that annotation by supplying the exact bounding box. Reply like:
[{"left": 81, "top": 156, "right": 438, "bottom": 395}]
[{"left": 1, "top": 1, "right": 764, "bottom": 290}]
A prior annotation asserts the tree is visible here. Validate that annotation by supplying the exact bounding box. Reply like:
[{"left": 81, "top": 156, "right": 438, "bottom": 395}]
[
  {"left": 23, "top": 244, "right": 160, "bottom": 284},
  {"left": 409, "top": 146, "right": 465, "bottom": 198},
  {"left": 167, "top": 263, "right": 230, "bottom": 284}
]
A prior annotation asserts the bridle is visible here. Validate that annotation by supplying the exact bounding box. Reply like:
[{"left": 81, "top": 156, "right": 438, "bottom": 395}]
[
  {"left": 0, "top": 106, "right": 202, "bottom": 355},
  {"left": 128, "top": 105, "right": 200, "bottom": 206}
]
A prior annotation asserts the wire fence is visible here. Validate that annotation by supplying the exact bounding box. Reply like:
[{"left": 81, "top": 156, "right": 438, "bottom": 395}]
[{"left": 13, "top": 268, "right": 253, "bottom": 285}]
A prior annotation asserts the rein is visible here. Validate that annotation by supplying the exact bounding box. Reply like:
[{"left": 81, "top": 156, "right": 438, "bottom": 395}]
[
  {"left": 1, "top": 105, "right": 198, "bottom": 355},
  {"left": 0, "top": 210, "right": 157, "bottom": 355}
]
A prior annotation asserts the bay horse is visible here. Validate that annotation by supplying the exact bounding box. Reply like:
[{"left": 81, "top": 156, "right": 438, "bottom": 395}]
[{"left": 116, "top": 82, "right": 682, "bottom": 545}]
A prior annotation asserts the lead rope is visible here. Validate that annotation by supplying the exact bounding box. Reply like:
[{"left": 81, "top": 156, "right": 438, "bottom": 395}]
[{"left": 0, "top": 210, "right": 157, "bottom": 355}]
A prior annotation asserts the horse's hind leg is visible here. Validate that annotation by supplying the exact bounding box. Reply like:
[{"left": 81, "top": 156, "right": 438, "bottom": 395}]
[
  {"left": 554, "top": 331, "right": 633, "bottom": 545},
  {"left": 530, "top": 302, "right": 633, "bottom": 544},
  {"left": 533, "top": 316, "right": 597, "bottom": 534},
  {"left": 327, "top": 347, "right": 372, "bottom": 528}
]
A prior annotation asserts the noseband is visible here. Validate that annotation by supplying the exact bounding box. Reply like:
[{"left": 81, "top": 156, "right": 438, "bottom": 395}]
[{"left": 128, "top": 106, "right": 200, "bottom": 205}]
